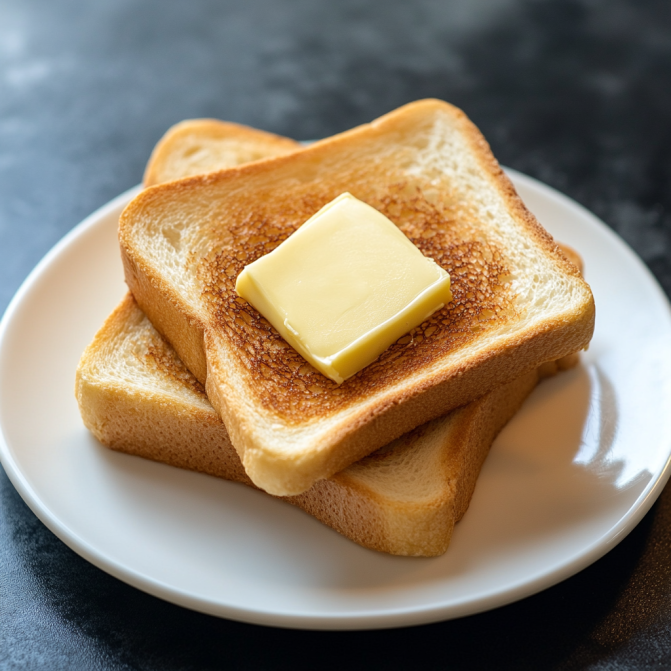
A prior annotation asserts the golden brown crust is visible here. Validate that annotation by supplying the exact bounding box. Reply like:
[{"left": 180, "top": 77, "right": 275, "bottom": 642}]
[
  {"left": 122, "top": 249, "right": 209, "bottom": 384},
  {"left": 119, "top": 100, "right": 595, "bottom": 495},
  {"left": 143, "top": 119, "right": 301, "bottom": 187},
  {"left": 556, "top": 242, "right": 584, "bottom": 273}
]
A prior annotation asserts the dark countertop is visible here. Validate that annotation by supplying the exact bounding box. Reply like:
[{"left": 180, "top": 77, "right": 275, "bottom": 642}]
[{"left": 2, "top": 1, "right": 671, "bottom": 668}]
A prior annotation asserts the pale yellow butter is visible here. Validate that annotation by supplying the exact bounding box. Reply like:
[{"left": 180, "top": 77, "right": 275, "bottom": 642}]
[{"left": 235, "top": 192, "right": 452, "bottom": 384}]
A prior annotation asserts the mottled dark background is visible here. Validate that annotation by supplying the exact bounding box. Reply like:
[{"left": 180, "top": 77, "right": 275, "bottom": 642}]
[{"left": 2, "top": 0, "right": 671, "bottom": 668}]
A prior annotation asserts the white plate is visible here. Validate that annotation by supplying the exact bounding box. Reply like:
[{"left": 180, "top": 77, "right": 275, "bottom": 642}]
[{"left": 1, "top": 171, "right": 671, "bottom": 630}]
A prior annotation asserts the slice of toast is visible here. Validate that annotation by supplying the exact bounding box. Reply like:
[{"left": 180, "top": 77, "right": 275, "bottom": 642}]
[
  {"left": 76, "top": 292, "right": 553, "bottom": 557},
  {"left": 79, "top": 118, "right": 580, "bottom": 555},
  {"left": 119, "top": 99, "right": 595, "bottom": 496},
  {"left": 143, "top": 119, "right": 300, "bottom": 187}
]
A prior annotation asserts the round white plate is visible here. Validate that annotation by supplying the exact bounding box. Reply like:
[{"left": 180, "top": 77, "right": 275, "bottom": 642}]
[{"left": 1, "top": 171, "right": 671, "bottom": 630}]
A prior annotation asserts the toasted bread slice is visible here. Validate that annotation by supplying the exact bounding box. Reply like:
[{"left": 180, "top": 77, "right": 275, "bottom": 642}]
[
  {"left": 143, "top": 119, "right": 300, "bottom": 187},
  {"left": 76, "top": 293, "right": 552, "bottom": 556},
  {"left": 119, "top": 99, "right": 595, "bottom": 496},
  {"left": 78, "top": 119, "right": 579, "bottom": 556}
]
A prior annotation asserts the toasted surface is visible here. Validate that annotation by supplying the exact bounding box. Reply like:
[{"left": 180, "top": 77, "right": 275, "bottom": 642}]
[
  {"left": 76, "top": 293, "right": 543, "bottom": 556},
  {"left": 143, "top": 119, "right": 300, "bottom": 187},
  {"left": 120, "top": 99, "right": 595, "bottom": 495}
]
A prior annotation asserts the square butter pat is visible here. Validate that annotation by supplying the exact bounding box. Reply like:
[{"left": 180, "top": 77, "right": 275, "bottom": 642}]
[{"left": 235, "top": 192, "right": 452, "bottom": 384}]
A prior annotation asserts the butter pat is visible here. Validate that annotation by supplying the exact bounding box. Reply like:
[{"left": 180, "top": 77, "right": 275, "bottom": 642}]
[{"left": 235, "top": 193, "right": 452, "bottom": 383}]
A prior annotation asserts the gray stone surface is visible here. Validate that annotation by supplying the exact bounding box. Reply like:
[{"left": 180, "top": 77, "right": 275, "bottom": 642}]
[{"left": 2, "top": 0, "right": 671, "bottom": 667}]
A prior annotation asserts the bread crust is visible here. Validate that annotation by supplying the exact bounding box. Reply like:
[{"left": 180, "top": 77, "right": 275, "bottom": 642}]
[
  {"left": 119, "top": 100, "right": 595, "bottom": 496},
  {"left": 143, "top": 119, "right": 300, "bottom": 187}
]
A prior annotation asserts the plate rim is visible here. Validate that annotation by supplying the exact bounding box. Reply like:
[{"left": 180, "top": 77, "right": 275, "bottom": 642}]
[{"left": 1, "top": 172, "right": 671, "bottom": 630}]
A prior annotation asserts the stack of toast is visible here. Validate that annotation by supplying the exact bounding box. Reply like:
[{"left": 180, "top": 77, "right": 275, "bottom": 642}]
[{"left": 76, "top": 100, "right": 594, "bottom": 556}]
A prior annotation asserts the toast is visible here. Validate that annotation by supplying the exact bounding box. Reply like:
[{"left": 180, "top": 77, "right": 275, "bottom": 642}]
[
  {"left": 76, "top": 293, "right": 569, "bottom": 556},
  {"left": 143, "top": 119, "right": 300, "bottom": 187},
  {"left": 78, "top": 118, "right": 581, "bottom": 555},
  {"left": 119, "top": 99, "right": 595, "bottom": 496}
]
